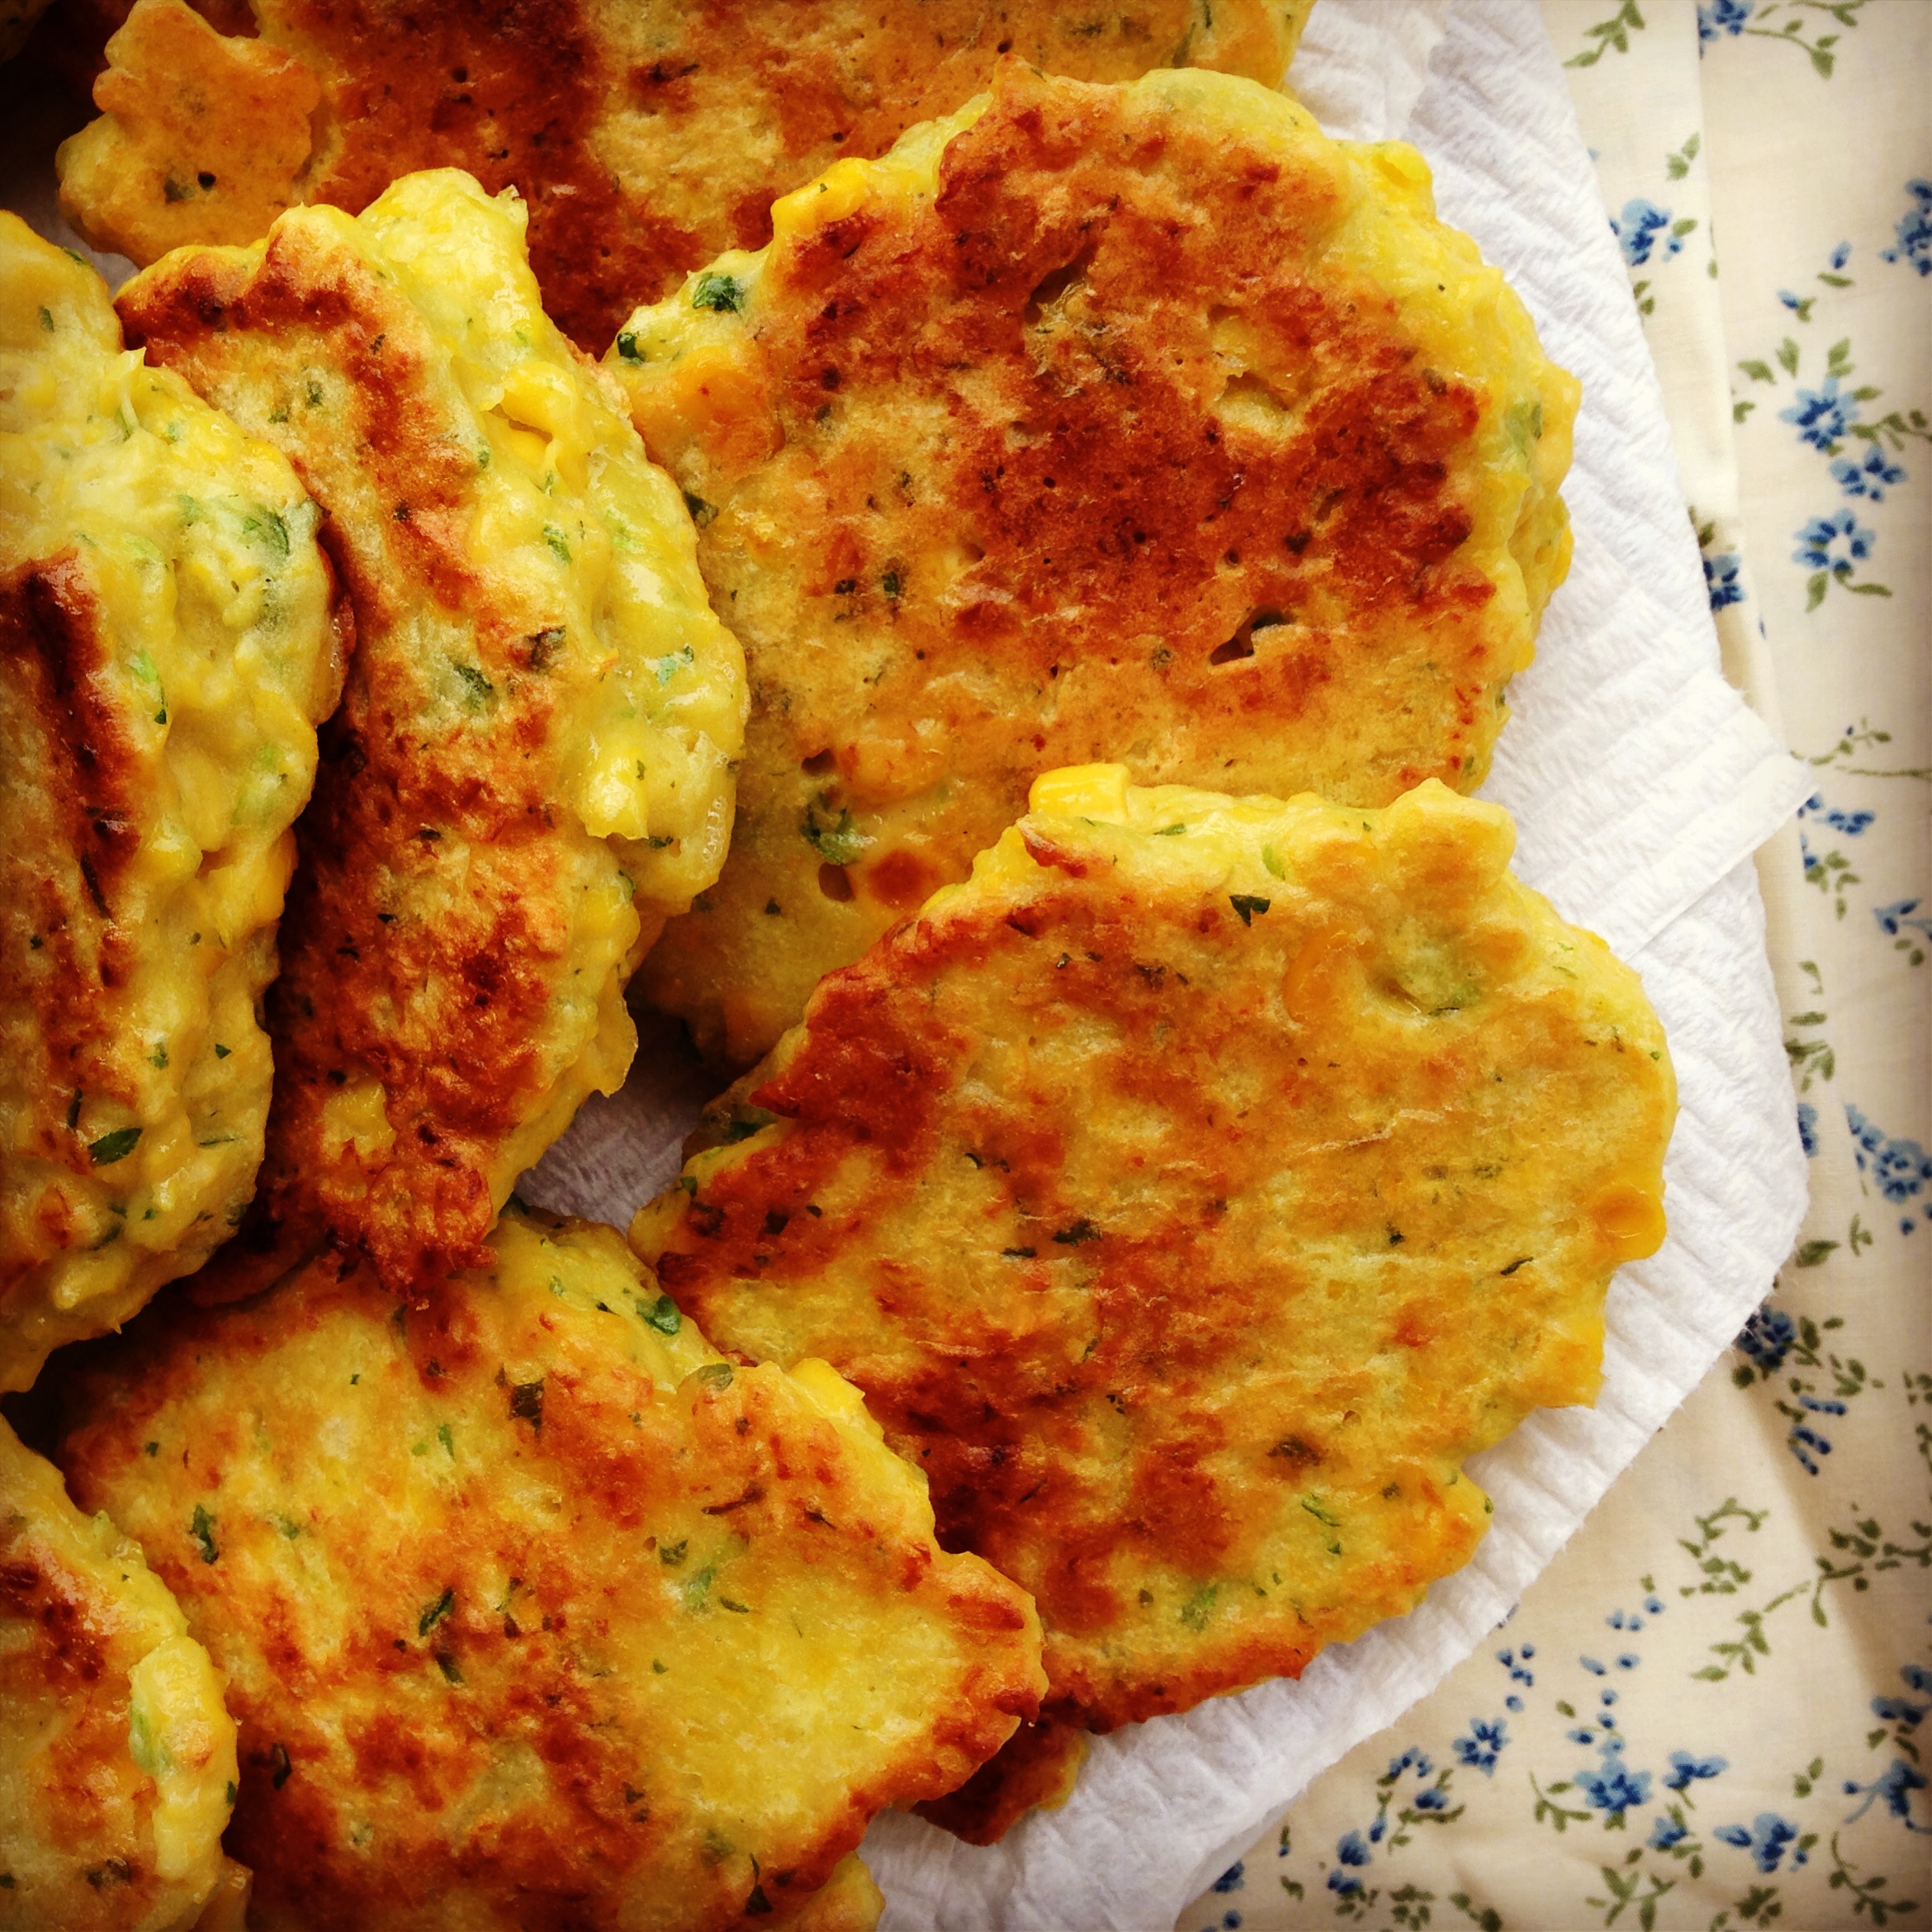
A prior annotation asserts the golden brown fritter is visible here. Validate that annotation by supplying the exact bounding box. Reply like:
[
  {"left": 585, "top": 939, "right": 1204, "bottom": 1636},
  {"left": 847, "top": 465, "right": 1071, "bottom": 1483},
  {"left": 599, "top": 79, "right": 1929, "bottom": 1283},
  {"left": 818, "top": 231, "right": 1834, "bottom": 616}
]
[
  {"left": 56, "top": 1207, "right": 1044, "bottom": 1931},
  {"left": 609, "top": 62, "right": 1579, "bottom": 1063},
  {"left": 0, "top": 1414, "right": 239, "bottom": 1930},
  {"left": 57, "top": 0, "right": 1315, "bottom": 351},
  {"left": 632, "top": 769, "right": 1674, "bottom": 1789},
  {"left": 114, "top": 171, "right": 747, "bottom": 1298},
  {"left": 0, "top": 214, "right": 346, "bottom": 1391}
]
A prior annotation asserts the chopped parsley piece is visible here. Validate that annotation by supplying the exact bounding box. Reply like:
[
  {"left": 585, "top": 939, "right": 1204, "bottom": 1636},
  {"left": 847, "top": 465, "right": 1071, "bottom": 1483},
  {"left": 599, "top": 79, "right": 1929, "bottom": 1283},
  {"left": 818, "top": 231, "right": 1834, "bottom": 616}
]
[
  {"left": 527, "top": 627, "right": 565, "bottom": 670},
  {"left": 616, "top": 329, "right": 646, "bottom": 363},
  {"left": 1499, "top": 1256, "right": 1533, "bottom": 1276},
  {"left": 242, "top": 507, "right": 291, "bottom": 558},
  {"left": 682, "top": 490, "right": 717, "bottom": 528},
  {"left": 88, "top": 1127, "right": 141, "bottom": 1167},
  {"left": 1229, "top": 893, "right": 1271, "bottom": 926},
  {"left": 417, "top": 1587, "right": 455, "bottom": 1637},
  {"left": 542, "top": 524, "right": 571, "bottom": 564},
  {"left": 801, "top": 796, "right": 866, "bottom": 864},
  {"left": 659, "top": 1539, "right": 688, "bottom": 1566},
  {"left": 691, "top": 271, "right": 746, "bottom": 314},
  {"left": 642, "top": 1294, "right": 683, "bottom": 1336},
  {"left": 438, "top": 1423, "right": 455, "bottom": 1456},
  {"left": 1154, "top": 822, "right": 1186, "bottom": 836},
  {"left": 189, "top": 1504, "right": 218, "bottom": 1565},
  {"left": 149, "top": 1044, "right": 168, "bottom": 1069},
  {"left": 1261, "top": 844, "right": 1286, "bottom": 879},
  {"left": 1052, "top": 1219, "right": 1098, "bottom": 1245},
  {"left": 683, "top": 1563, "right": 717, "bottom": 1610},
  {"left": 436, "top": 1651, "right": 463, "bottom": 1683},
  {"left": 212, "top": 1043, "right": 230, "bottom": 1058},
  {"left": 1178, "top": 1583, "right": 1218, "bottom": 1631},
  {"left": 694, "top": 1362, "right": 734, "bottom": 1390},
  {"left": 881, "top": 569, "right": 901, "bottom": 598},
  {"left": 509, "top": 1379, "right": 544, "bottom": 1426},
  {"left": 452, "top": 663, "right": 495, "bottom": 704},
  {"left": 1300, "top": 1496, "right": 1340, "bottom": 1527}
]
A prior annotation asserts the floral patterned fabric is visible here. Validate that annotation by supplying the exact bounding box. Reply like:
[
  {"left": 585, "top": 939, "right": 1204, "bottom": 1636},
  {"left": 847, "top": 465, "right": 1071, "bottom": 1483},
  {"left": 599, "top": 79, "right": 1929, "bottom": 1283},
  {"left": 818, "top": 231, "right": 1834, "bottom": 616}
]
[{"left": 1177, "top": 4, "right": 1930, "bottom": 1927}]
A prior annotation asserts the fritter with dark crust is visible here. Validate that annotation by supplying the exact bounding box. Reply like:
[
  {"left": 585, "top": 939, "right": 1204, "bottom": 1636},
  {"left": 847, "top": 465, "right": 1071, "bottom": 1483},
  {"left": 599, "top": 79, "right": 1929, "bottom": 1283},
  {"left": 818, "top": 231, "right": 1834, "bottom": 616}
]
[
  {"left": 611, "top": 62, "right": 1579, "bottom": 1063},
  {"left": 0, "top": 1415, "right": 240, "bottom": 1930},
  {"left": 56, "top": 1207, "right": 1044, "bottom": 1930},
  {"left": 57, "top": 0, "right": 1315, "bottom": 351},
  {"left": 632, "top": 769, "right": 1673, "bottom": 1825},
  {"left": 115, "top": 171, "right": 746, "bottom": 1298},
  {"left": 0, "top": 215, "right": 346, "bottom": 1391}
]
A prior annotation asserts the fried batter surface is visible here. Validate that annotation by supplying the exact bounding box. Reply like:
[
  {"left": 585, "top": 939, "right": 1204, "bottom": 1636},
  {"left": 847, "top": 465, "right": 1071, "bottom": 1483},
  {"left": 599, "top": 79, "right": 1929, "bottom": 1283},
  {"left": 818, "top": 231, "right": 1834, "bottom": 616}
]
[
  {"left": 57, "top": 0, "right": 1314, "bottom": 350},
  {"left": 632, "top": 769, "right": 1673, "bottom": 1758},
  {"left": 0, "top": 1415, "right": 239, "bottom": 1930},
  {"left": 115, "top": 172, "right": 747, "bottom": 1295},
  {"left": 610, "top": 63, "right": 1578, "bottom": 1063},
  {"left": 56, "top": 1208, "right": 1044, "bottom": 1930},
  {"left": 0, "top": 215, "right": 345, "bottom": 1390}
]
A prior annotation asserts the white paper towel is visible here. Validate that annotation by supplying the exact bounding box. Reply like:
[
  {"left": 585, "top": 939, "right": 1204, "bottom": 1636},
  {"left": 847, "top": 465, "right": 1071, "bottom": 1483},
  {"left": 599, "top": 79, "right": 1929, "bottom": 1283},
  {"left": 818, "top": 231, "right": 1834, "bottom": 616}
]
[{"left": 511, "top": 2, "right": 1811, "bottom": 1923}]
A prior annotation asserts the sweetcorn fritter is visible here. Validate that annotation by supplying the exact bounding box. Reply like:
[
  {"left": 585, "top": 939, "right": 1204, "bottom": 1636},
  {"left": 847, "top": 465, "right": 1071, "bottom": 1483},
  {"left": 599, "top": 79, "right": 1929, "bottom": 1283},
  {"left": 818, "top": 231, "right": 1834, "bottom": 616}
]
[
  {"left": 55, "top": 1207, "right": 1045, "bottom": 1930},
  {"left": 115, "top": 171, "right": 747, "bottom": 1296},
  {"left": 632, "top": 768, "right": 1674, "bottom": 1819},
  {"left": 0, "top": 1414, "right": 239, "bottom": 1930},
  {"left": 609, "top": 61, "right": 1579, "bottom": 1064},
  {"left": 56, "top": 0, "right": 1315, "bottom": 352},
  {"left": 0, "top": 214, "right": 345, "bottom": 1391}
]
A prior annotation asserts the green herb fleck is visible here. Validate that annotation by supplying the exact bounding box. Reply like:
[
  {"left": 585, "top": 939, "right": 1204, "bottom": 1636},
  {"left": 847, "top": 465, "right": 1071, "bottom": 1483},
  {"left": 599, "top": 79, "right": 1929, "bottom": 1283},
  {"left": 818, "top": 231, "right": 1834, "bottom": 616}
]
[
  {"left": 642, "top": 1295, "right": 683, "bottom": 1336},
  {"left": 692, "top": 272, "right": 745, "bottom": 314},
  {"left": 881, "top": 569, "right": 901, "bottom": 599},
  {"left": 1300, "top": 1497, "right": 1340, "bottom": 1527},
  {"left": 149, "top": 1043, "right": 168, "bottom": 1069},
  {"left": 1499, "top": 1257, "right": 1533, "bottom": 1276},
  {"left": 436, "top": 1651, "right": 463, "bottom": 1683},
  {"left": 189, "top": 1504, "right": 218, "bottom": 1565},
  {"left": 542, "top": 524, "right": 571, "bottom": 564},
  {"left": 453, "top": 663, "right": 495, "bottom": 704},
  {"left": 39, "top": 305, "right": 54, "bottom": 332},
  {"left": 801, "top": 796, "right": 866, "bottom": 864},
  {"left": 1154, "top": 822, "right": 1186, "bottom": 836},
  {"left": 527, "top": 627, "right": 565, "bottom": 670},
  {"left": 694, "top": 1362, "right": 734, "bottom": 1390},
  {"left": 438, "top": 1423, "right": 454, "bottom": 1457},
  {"left": 660, "top": 1539, "right": 688, "bottom": 1566},
  {"left": 1261, "top": 844, "right": 1285, "bottom": 879},
  {"left": 418, "top": 1587, "right": 455, "bottom": 1637},
  {"left": 681, "top": 490, "right": 717, "bottom": 528},
  {"left": 1053, "top": 1219, "right": 1098, "bottom": 1245},
  {"left": 213, "top": 1043, "right": 230, "bottom": 1058},
  {"left": 509, "top": 1379, "right": 544, "bottom": 1426},
  {"left": 242, "top": 507, "right": 291, "bottom": 558},
  {"left": 1229, "top": 893, "right": 1271, "bottom": 926},
  {"left": 1179, "top": 1582, "right": 1218, "bottom": 1631},
  {"left": 616, "top": 329, "right": 646, "bottom": 363},
  {"left": 88, "top": 1126, "right": 141, "bottom": 1167}
]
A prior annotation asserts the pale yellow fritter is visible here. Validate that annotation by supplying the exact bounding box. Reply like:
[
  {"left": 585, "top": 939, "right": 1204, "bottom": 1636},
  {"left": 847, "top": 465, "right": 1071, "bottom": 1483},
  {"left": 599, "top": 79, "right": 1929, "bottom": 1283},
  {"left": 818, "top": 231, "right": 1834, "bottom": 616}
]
[
  {"left": 115, "top": 172, "right": 748, "bottom": 1296},
  {"left": 56, "top": 1207, "right": 1045, "bottom": 1930},
  {"left": 609, "top": 62, "right": 1579, "bottom": 1064},
  {"left": 0, "top": 1414, "right": 239, "bottom": 1930},
  {"left": 632, "top": 769, "right": 1674, "bottom": 1821},
  {"left": 0, "top": 214, "right": 345, "bottom": 1392},
  {"left": 56, "top": 0, "right": 1315, "bottom": 350}
]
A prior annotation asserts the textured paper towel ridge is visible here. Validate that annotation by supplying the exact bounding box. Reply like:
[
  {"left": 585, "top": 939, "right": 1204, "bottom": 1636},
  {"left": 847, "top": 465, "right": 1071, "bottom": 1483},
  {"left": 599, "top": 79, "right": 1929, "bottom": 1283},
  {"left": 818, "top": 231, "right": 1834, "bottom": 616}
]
[{"left": 522, "top": 3, "right": 1811, "bottom": 1925}]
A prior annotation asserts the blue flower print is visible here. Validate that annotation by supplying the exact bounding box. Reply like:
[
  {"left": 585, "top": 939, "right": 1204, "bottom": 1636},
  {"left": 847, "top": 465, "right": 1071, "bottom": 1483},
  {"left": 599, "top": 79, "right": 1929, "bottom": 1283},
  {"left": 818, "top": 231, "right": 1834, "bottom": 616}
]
[
  {"left": 1843, "top": 1759, "right": 1930, "bottom": 1831},
  {"left": 1210, "top": 1863, "right": 1244, "bottom": 1894},
  {"left": 1452, "top": 1718, "right": 1508, "bottom": 1776},
  {"left": 1797, "top": 1102, "right": 1819, "bottom": 1156},
  {"left": 1337, "top": 1831, "right": 1371, "bottom": 1868},
  {"left": 1798, "top": 792, "right": 1875, "bottom": 836},
  {"left": 1876, "top": 899, "right": 1932, "bottom": 951},
  {"left": 1781, "top": 376, "right": 1860, "bottom": 452},
  {"left": 1793, "top": 508, "right": 1875, "bottom": 571},
  {"left": 1737, "top": 1301, "right": 1798, "bottom": 1373},
  {"left": 1880, "top": 180, "right": 1932, "bottom": 277},
  {"left": 1327, "top": 1870, "right": 1364, "bottom": 1899},
  {"left": 1832, "top": 443, "right": 1907, "bottom": 500},
  {"left": 1873, "top": 1696, "right": 1928, "bottom": 1731},
  {"left": 1664, "top": 1751, "right": 1730, "bottom": 1792},
  {"left": 1650, "top": 1816, "right": 1689, "bottom": 1851},
  {"left": 1903, "top": 1665, "right": 1932, "bottom": 1696},
  {"left": 1413, "top": 1786, "right": 1451, "bottom": 1812},
  {"left": 1612, "top": 198, "right": 1683, "bottom": 268},
  {"left": 1714, "top": 1812, "right": 1808, "bottom": 1871},
  {"left": 1844, "top": 1104, "right": 1932, "bottom": 1202},
  {"left": 1703, "top": 547, "right": 1743, "bottom": 610},
  {"left": 1577, "top": 1747, "right": 1652, "bottom": 1821},
  {"left": 1698, "top": 0, "right": 1753, "bottom": 42}
]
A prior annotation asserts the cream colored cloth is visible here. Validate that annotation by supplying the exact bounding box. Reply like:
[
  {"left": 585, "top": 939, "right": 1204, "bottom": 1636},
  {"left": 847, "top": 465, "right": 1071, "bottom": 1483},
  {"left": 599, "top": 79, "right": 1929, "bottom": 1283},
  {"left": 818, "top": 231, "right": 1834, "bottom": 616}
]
[{"left": 1179, "top": 4, "right": 1931, "bottom": 1926}]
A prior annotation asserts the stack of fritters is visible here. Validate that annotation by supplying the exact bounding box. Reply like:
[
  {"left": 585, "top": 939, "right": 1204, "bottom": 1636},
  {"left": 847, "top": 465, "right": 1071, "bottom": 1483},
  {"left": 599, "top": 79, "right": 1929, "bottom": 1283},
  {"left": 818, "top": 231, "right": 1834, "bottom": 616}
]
[
  {"left": 55, "top": 0, "right": 1316, "bottom": 348},
  {"left": 0, "top": 5, "right": 1683, "bottom": 1917},
  {"left": 608, "top": 61, "right": 1577, "bottom": 1063},
  {"left": 0, "top": 212, "right": 346, "bottom": 1391}
]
